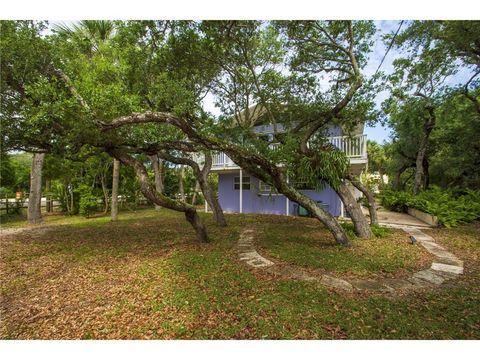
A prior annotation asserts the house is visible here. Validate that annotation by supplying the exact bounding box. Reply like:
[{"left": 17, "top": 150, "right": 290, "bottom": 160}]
[{"left": 207, "top": 118, "right": 368, "bottom": 218}]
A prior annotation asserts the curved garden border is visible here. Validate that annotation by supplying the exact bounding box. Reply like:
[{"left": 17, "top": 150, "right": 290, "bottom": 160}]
[{"left": 236, "top": 225, "right": 464, "bottom": 292}]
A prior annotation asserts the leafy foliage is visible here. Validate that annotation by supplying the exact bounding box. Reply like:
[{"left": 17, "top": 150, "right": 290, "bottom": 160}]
[
  {"left": 0, "top": 153, "right": 17, "bottom": 191},
  {"left": 382, "top": 187, "right": 480, "bottom": 227},
  {"left": 78, "top": 184, "right": 99, "bottom": 218}
]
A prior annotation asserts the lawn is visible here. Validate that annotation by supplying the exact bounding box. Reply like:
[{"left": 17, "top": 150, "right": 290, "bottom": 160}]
[
  {"left": 257, "top": 219, "right": 433, "bottom": 278},
  {"left": 1, "top": 208, "right": 479, "bottom": 339}
]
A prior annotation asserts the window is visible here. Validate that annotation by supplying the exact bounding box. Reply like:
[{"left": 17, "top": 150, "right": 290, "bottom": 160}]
[
  {"left": 259, "top": 181, "right": 272, "bottom": 193},
  {"left": 234, "top": 176, "right": 250, "bottom": 190},
  {"left": 259, "top": 181, "right": 281, "bottom": 195},
  {"left": 294, "top": 181, "right": 315, "bottom": 190}
]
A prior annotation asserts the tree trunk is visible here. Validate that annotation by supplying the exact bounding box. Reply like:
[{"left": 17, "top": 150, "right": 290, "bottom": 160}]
[
  {"left": 28, "top": 152, "right": 45, "bottom": 224},
  {"left": 423, "top": 156, "right": 430, "bottom": 190},
  {"left": 413, "top": 105, "right": 435, "bottom": 195},
  {"left": 336, "top": 181, "right": 374, "bottom": 238},
  {"left": 156, "top": 151, "right": 227, "bottom": 227},
  {"left": 64, "top": 183, "right": 70, "bottom": 214},
  {"left": 45, "top": 178, "right": 52, "bottom": 213},
  {"left": 109, "top": 149, "right": 209, "bottom": 243},
  {"left": 199, "top": 153, "right": 227, "bottom": 227},
  {"left": 279, "top": 184, "right": 351, "bottom": 246},
  {"left": 413, "top": 144, "right": 427, "bottom": 195},
  {"left": 111, "top": 158, "right": 120, "bottom": 221},
  {"left": 378, "top": 170, "right": 385, "bottom": 187},
  {"left": 178, "top": 165, "right": 185, "bottom": 202},
  {"left": 191, "top": 181, "right": 200, "bottom": 205},
  {"left": 347, "top": 175, "right": 378, "bottom": 226},
  {"left": 149, "top": 154, "right": 164, "bottom": 210},
  {"left": 100, "top": 169, "right": 109, "bottom": 214},
  {"left": 184, "top": 209, "right": 209, "bottom": 243},
  {"left": 69, "top": 184, "right": 74, "bottom": 214},
  {"left": 198, "top": 172, "right": 227, "bottom": 227},
  {"left": 393, "top": 164, "right": 409, "bottom": 191}
]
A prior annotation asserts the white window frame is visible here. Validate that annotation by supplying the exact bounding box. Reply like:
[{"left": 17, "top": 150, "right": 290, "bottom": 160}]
[
  {"left": 234, "top": 176, "right": 250, "bottom": 190},
  {"left": 259, "top": 180, "right": 272, "bottom": 193},
  {"left": 259, "top": 180, "right": 282, "bottom": 196}
]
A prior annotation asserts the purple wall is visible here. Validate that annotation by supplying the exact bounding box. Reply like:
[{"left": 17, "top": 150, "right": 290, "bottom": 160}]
[{"left": 218, "top": 172, "right": 341, "bottom": 217}]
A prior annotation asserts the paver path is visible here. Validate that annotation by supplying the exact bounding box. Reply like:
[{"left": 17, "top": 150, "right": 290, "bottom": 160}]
[
  {"left": 361, "top": 207, "right": 431, "bottom": 228},
  {"left": 237, "top": 225, "right": 464, "bottom": 292}
]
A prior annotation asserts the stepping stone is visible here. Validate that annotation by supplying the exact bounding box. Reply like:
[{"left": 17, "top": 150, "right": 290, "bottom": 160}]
[
  {"left": 246, "top": 258, "right": 274, "bottom": 268},
  {"left": 407, "top": 277, "right": 434, "bottom": 288},
  {"left": 431, "top": 270, "right": 459, "bottom": 280},
  {"left": 419, "top": 241, "right": 447, "bottom": 252},
  {"left": 265, "top": 266, "right": 293, "bottom": 277},
  {"left": 319, "top": 275, "right": 353, "bottom": 292},
  {"left": 291, "top": 270, "right": 317, "bottom": 282},
  {"left": 236, "top": 226, "right": 465, "bottom": 293},
  {"left": 412, "top": 269, "right": 445, "bottom": 285},
  {"left": 239, "top": 251, "right": 259, "bottom": 260},
  {"left": 350, "top": 279, "right": 393, "bottom": 292},
  {"left": 405, "top": 228, "right": 426, "bottom": 236},
  {"left": 431, "top": 262, "right": 463, "bottom": 275},
  {"left": 238, "top": 239, "right": 253, "bottom": 245},
  {"left": 413, "top": 234, "right": 435, "bottom": 242},
  {"left": 420, "top": 242, "right": 459, "bottom": 260},
  {"left": 237, "top": 245, "right": 254, "bottom": 251},
  {"left": 381, "top": 278, "right": 419, "bottom": 290},
  {"left": 434, "top": 257, "right": 464, "bottom": 267}
]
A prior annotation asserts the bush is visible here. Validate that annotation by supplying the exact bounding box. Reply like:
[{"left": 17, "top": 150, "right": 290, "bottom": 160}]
[
  {"left": 381, "top": 190, "right": 412, "bottom": 213},
  {"left": 381, "top": 187, "right": 480, "bottom": 227},
  {"left": 340, "top": 222, "right": 356, "bottom": 238},
  {"left": 78, "top": 185, "right": 98, "bottom": 218},
  {"left": 371, "top": 224, "right": 390, "bottom": 237},
  {"left": 341, "top": 222, "right": 391, "bottom": 238}
]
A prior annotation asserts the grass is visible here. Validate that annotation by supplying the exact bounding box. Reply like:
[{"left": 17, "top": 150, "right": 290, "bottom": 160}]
[
  {"left": 1, "top": 208, "right": 479, "bottom": 339},
  {"left": 257, "top": 218, "right": 433, "bottom": 278}
]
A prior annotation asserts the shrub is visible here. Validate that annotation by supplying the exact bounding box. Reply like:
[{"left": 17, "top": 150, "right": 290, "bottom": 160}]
[
  {"left": 381, "top": 190, "right": 412, "bottom": 213},
  {"left": 340, "top": 222, "right": 356, "bottom": 238},
  {"left": 381, "top": 187, "right": 480, "bottom": 227},
  {"left": 371, "top": 224, "right": 390, "bottom": 237},
  {"left": 78, "top": 185, "right": 98, "bottom": 218}
]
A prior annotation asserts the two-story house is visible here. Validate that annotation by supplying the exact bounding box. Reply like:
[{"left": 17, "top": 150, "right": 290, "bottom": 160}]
[{"left": 206, "top": 117, "right": 368, "bottom": 218}]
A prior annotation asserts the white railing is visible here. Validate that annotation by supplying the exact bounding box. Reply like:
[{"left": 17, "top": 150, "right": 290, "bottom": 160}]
[
  {"left": 212, "top": 152, "right": 236, "bottom": 169},
  {"left": 211, "top": 134, "right": 367, "bottom": 169},
  {"left": 328, "top": 134, "right": 367, "bottom": 158}
]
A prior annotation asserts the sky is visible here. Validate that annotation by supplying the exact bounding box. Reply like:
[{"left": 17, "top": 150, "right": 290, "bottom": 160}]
[{"left": 362, "top": 21, "right": 401, "bottom": 144}]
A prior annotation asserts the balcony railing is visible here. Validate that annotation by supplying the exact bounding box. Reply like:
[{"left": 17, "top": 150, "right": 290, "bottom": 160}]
[
  {"left": 212, "top": 152, "right": 236, "bottom": 168},
  {"left": 328, "top": 134, "right": 367, "bottom": 158},
  {"left": 211, "top": 134, "right": 367, "bottom": 169}
]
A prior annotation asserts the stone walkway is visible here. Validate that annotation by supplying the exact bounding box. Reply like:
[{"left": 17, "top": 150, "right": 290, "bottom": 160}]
[
  {"left": 362, "top": 207, "right": 432, "bottom": 228},
  {"left": 236, "top": 225, "right": 464, "bottom": 292}
]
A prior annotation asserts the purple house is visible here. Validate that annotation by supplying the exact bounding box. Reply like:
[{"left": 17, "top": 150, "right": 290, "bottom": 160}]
[{"left": 207, "top": 122, "right": 368, "bottom": 218}]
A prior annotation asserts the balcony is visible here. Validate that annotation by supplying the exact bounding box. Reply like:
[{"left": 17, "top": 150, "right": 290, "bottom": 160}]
[
  {"left": 328, "top": 134, "right": 367, "bottom": 159},
  {"left": 211, "top": 134, "right": 367, "bottom": 171}
]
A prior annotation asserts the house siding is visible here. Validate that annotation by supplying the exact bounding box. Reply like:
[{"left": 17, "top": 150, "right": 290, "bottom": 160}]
[{"left": 218, "top": 172, "right": 341, "bottom": 217}]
